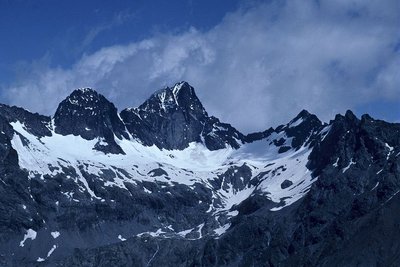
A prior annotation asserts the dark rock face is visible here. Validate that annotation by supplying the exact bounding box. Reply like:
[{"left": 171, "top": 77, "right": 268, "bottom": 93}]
[
  {"left": 120, "top": 82, "right": 245, "bottom": 150},
  {"left": 120, "top": 82, "right": 206, "bottom": 149},
  {"left": 0, "top": 115, "right": 42, "bottom": 241},
  {"left": 280, "top": 179, "right": 293, "bottom": 189},
  {"left": 54, "top": 88, "right": 128, "bottom": 154},
  {"left": 0, "top": 104, "right": 51, "bottom": 137},
  {"left": 284, "top": 110, "right": 323, "bottom": 149},
  {"left": 246, "top": 109, "right": 324, "bottom": 153},
  {"left": 245, "top": 127, "right": 274, "bottom": 143},
  {"left": 0, "top": 83, "right": 399, "bottom": 267}
]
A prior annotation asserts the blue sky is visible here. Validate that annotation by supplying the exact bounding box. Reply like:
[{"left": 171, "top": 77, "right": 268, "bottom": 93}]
[
  {"left": 0, "top": 0, "right": 240, "bottom": 82},
  {"left": 0, "top": 0, "right": 399, "bottom": 132}
]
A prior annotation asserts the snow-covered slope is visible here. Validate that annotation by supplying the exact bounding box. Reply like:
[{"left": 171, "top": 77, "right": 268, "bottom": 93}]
[
  {"left": 3, "top": 105, "right": 322, "bottom": 265},
  {"left": 10, "top": 119, "right": 316, "bottom": 215}
]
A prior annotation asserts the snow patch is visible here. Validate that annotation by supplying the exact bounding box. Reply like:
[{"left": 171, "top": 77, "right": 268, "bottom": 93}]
[
  {"left": 342, "top": 158, "right": 355, "bottom": 173},
  {"left": 143, "top": 187, "right": 152, "bottom": 194},
  {"left": 19, "top": 229, "right": 37, "bottom": 247},
  {"left": 371, "top": 182, "right": 379, "bottom": 191},
  {"left": 197, "top": 223, "right": 205, "bottom": 239},
  {"left": 214, "top": 223, "right": 230, "bottom": 236},
  {"left": 118, "top": 235, "right": 126, "bottom": 241},
  {"left": 332, "top": 158, "right": 339, "bottom": 167},
  {"left": 137, "top": 229, "right": 165, "bottom": 237},
  {"left": 51, "top": 231, "right": 60, "bottom": 239},
  {"left": 251, "top": 147, "right": 316, "bottom": 211},
  {"left": 47, "top": 245, "right": 57, "bottom": 257},
  {"left": 320, "top": 125, "right": 331, "bottom": 141},
  {"left": 226, "top": 210, "right": 239, "bottom": 217},
  {"left": 177, "top": 228, "right": 193, "bottom": 237},
  {"left": 385, "top": 143, "right": 394, "bottom": 160},
  {"left": 385, "top": 143, "right": 394, "bottom": 152},
  {"left": 217, "top": 187, "right": 254, "bottom": 212},
  {"left": 289, "top": 117, "right": 303, "bottom": 128}
]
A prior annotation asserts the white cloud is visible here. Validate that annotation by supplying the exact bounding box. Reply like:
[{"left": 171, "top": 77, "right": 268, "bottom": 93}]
[{"left": 3, "top": 0, "right": 400, "bottom": 132}]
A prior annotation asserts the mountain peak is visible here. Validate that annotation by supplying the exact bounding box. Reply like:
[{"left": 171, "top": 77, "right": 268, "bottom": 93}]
[
  {"left": 55, "top": 88, "right": 108, "bottom": 119},
  {"left": 345, "top": 109, "right": 358, "bottom": 121},
  {"left": 297, "top": 109, "right": 311, "bottom": 118},
  {"left": 53, "top": 88, "right": 128, "bottom": 153},
  {"left": 171, "top": 81, "right": 193, "bottom": 98},
  {"left": 288, "top": 109, "right": 320, "bottom": 128},
  {"left": 120, "top": 82, "right": 244, "bottom": 150},
  {"left": 138, "top": 81, "right": 207, "bottom": 118},
  {"left": 361, "top": 113, "right": 374, "bottom": 122},
  {"left": 333, "top": 110, "right": 359, "bottom": 124},
  {"left": 76, "top": 87, "right": 96, "bottom": 93},
  {"left": 266, "top": 109, "right": 323, "bottom": 151},
  {"left": 66, "top": 87, "right": 102, "bottom": 106}
]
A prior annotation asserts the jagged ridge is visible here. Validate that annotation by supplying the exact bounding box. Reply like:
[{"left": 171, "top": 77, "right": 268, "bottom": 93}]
[{"left": 0, "top": 82, "right": 398, "bottom": 266}]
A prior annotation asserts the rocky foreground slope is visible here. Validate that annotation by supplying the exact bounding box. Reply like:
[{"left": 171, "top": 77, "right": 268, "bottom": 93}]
[{"left": 0, "top": 81, "right": 399, "bottom": 266}]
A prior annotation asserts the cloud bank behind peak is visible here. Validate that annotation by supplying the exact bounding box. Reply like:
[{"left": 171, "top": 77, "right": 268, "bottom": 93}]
[{"left": 3, "top": 0, "right": 400, "bottom": 132}]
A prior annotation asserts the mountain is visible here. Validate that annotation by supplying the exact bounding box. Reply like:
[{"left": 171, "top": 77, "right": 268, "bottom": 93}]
[
  {"left": 53, "top": 88, "right": 129, "bottom": 154},
  {"left": 0, "top": 82, "right": 399, "bottom": 266},
  {"left": 120, "top": 81, "right": 245, "bottom": 150}
]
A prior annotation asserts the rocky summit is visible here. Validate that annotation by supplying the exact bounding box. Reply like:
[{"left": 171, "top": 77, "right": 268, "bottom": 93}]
[{"left": 0, "top": 81, "right": 399, "bottom": 267}]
